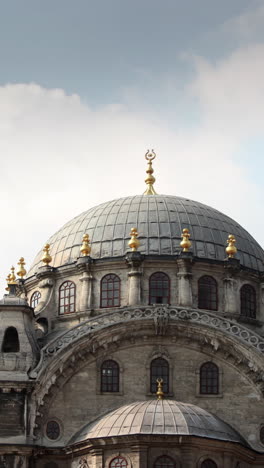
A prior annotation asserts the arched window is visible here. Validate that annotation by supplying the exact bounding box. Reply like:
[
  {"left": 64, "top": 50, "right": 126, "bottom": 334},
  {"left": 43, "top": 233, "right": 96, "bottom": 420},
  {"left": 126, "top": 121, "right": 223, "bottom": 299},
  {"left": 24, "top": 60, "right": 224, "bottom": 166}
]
[
  {"left": 101, "top": 274, "right": 120, "bottom": 308},
  {"left": 240, "top": 284, "right": 256, "bottom": 319},
  {"left": 201, "top": 460, "right": 217, "bottom": 468},
  {"left": 30, "top": 291, "right": 41, "bottom": 308},
  {"left": 198, "top": 276, "right": 217, "bottom": 311},
  {"left": 2, "top": 327, "right": 20, "bottom": 352},
  {"left": 109, "top": 457, "right": 127, "bottom": 468},
  {"left": 150, "top": 358, "right": 169, "bottom": 394},
  {"left": 200, "top": 362, "right": 219, "bottom": 395},
  {"left": 149, "top": 272, "right": 170, "bottom": 305},
  {"left": 59, "top": 281, "right": 76, "bottom": 315},
  {"left": 101, "top": 360, "right": 119, "bottom": 392},
  {"left": 154, "top": 455, "right": 176, "bottom": 468}
]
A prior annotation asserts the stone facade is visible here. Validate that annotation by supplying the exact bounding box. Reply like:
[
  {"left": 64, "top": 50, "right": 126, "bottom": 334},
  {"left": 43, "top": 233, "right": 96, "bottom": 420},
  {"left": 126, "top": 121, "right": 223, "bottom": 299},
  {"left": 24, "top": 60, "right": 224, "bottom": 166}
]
[{"left": 0, "top": 194, "right": 264, "bottom": 467}]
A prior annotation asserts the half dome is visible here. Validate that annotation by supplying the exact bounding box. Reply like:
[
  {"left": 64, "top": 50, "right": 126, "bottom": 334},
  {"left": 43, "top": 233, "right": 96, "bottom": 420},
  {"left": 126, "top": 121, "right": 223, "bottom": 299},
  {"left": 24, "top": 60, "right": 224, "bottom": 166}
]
[
  {"left": 70, "top": 399, "right": 246, "bottom": 445},
  {"left": 28, "top": 194, "right": 264, "bottom": 275}
]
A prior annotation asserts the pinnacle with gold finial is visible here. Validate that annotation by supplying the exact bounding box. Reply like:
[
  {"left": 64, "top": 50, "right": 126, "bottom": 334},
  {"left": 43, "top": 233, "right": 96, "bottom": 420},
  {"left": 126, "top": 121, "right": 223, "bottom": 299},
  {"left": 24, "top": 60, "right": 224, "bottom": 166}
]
[
  {"left": 144, "top": 150, "right": 157, "bottom": 195},
  {"left": 180, "top": 228, "right": 192, "bottom": 252},
  {"left": 80, "top": 234, "right": 91, "bottom": 256},
  {"left": 17, "top": 257, "right": 27, "bottom": 279},
  {"left": 9, "top": 266, "right": 17, "bottom": 284},
  {"left": 41, "top": 244, "right": 52, "bottom": 265},
  {"left": 226, "top": 234, "right": 237, "bottom": 258},
  {"left": 128, "top": 228, "right": 140, "bottom": 251},
  {"left": 156, "top": 378, "right": 164, "bottom": 400}
]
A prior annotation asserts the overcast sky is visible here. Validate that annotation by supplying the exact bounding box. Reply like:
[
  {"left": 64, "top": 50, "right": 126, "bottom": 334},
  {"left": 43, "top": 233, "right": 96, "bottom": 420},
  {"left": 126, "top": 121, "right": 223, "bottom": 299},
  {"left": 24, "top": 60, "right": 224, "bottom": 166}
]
[{"left": 0, "top": 1, "right": 264, "bottom": 292}]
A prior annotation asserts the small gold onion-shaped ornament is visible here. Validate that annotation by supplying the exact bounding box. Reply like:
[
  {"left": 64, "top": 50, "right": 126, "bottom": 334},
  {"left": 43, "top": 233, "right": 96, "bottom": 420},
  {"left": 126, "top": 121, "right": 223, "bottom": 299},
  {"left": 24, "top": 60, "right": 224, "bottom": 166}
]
[
  {"left": 9, "top": 266, "right": 17, "bottom": 284},
  {"left": 156, "top": 378, "right": 164, "bottom": 400},
  {"left": 5, "top": 274, "right": 11, "bottom": 291},
  {"left": 128, "top": 227, "right": 140, "bottom": 251},
  {"left": 17, "top": 257, "right": 27, "bottom": 279},
  {"left": 180, "top": 228, "right": 191, "bottom": 252},
  {"left": 41, "top": 244, "right": 52, "bottom": 265},
  {"left": 80, "top": 234, "right": 91, "bottom": 256},
  {"left": 226, "top": 234, "right": 237, "bottom": 258}
]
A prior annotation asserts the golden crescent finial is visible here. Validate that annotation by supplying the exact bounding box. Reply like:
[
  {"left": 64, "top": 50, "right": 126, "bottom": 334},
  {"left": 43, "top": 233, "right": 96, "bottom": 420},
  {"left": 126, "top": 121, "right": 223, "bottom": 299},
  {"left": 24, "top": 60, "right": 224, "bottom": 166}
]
[
  {"left": 144, "top": 149, "right": 157, "bottom": 196},
  {"left": 156, "top": 378, "right": 164, "bottom": 400}
]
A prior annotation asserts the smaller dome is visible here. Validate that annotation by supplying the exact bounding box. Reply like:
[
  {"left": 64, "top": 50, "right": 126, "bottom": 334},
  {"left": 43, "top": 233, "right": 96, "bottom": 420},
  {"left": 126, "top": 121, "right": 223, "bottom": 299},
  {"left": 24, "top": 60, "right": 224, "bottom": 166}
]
[{"left": 70, "top": 399, "right": 246, "bottom": 446}]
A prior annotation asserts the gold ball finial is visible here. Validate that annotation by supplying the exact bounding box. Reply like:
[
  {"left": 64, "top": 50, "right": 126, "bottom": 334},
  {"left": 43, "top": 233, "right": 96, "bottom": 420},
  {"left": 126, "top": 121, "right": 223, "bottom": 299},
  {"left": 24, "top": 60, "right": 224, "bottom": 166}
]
[
  {"left": 226, "top": 234, "right": 237, "bottom": 258},
  {"left": 128, "top": 227, "right": 140, "bottom": 252},
  {"left": 180, "top": 228, "right": 192, "bottom": 252},
  {"left": 9, "top": 266, "right": 17, "bottom": 284},
  {"left": 144, "top": 149, "right": 157, "bottom": 196},
  {"left": 156, "top": 378, "right": 164, "bottom": 400},
  {"left": 80, "top": 234, "right": 91, "bottom": 256},
  {"left": 17, "top": 257, "right": 27, "bottom": 279},
  {"left": 41, "top": 244, "right": 52, "bottom": 265}
]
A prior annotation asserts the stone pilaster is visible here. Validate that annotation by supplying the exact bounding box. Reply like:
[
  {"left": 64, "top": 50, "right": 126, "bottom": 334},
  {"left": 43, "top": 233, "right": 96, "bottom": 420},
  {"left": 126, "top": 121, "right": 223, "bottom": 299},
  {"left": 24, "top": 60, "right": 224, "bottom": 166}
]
[
  {"left": 223, "top": 258, "right": 240, "bottom": 318},
  {"left": 177, "top": 252, "right": 193, "bottom": 308},
  {"left": 77, "top": 256, "right": 94, "bottom": 315},
  {"left": 35, "top": 266, "right": 55, "bottom": 314},
  {"left": 126, "top": 252, "right": 143, "bottom": 306}
]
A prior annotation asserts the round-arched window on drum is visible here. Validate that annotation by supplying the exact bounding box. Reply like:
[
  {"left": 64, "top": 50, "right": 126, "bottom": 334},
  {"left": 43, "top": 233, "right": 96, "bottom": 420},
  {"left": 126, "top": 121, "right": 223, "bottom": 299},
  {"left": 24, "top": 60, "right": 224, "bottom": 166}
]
[
  {"left": 198, "top": 275, "right": 217, "bottom": 311},
  {"left": 100, "top": 274, "right": 120, "bottom": 308},
  {"left": 240, "top": 284, "right": 256, "bottom": 319},
  {"left": 101, "top": 360, "right": 119, "bottom": 392},
  {"left": 154, "top": 455, "right": 176, "bottom": 468},
  {"left": 149, "top": 272, "right": 170, "bottom": 305},
  {"left": 59, "top": 281, "right": 76, "bottom": 315},
  {"left": 200, "top": 362, "right": 219, "bottom": 395},
  {"left": 109, "top": 457, "right": 127, "bottom": 468},
  {"left": 30, "top": 291, "right": 41, "bottom": 308}
]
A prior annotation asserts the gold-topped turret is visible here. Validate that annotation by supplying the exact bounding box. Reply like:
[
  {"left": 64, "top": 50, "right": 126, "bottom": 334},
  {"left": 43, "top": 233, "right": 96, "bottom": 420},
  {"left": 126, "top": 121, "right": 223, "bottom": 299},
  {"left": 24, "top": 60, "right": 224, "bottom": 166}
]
[
  {"left": 180, "top": 228, "right": 192, "bottom": 252},
  {"left": 226, "top": 234, "right": 237, "bottom": 258},
  {"left": 41, "top": 244, "right": 52, "bottom": 266},
  {"left": 17, "top": 257, "right": 27, "bottom": 279},
  {"left": 80, "top": 234, "right": 91, "bottom": 256},
  {"left": 9, "top": 266, "right": 17, "bottom": 284},
  {"left": 128, "top": 228, "right": 140, "bottom": 251},
  {"left": 144, "top": 150, "right": 157, "bottom": 195},
  {"left": 156, "top": 378, "right": 164, "bottom": 400}
]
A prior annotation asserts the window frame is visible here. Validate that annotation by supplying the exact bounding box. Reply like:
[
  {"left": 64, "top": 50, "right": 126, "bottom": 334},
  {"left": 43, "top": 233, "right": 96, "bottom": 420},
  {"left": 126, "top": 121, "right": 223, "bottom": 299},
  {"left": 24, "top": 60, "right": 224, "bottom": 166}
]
[
  {"left": 198, "top": 275, "right": 218, "bottom": 311},
  {"left": 199, "top": 362, "right": 219, "bottom": 395},
  {"left": 109, "top": 456, "right": 127, "bottom": 468},
  {"left": 240, "top": 283, "right": 256, "bottom": 319},
  {"left": 150, "top": 357, "right": 170, "bottom": 394},
  {"left": 200, "top": 459, "right": 218, "bottom": 468},
  {"left": 100, "top": 274, "right": 121, "bottom": 308},
  {"left": 153, "top": 455, "right": 176, "bottom": 468},
  {"left": 149, "top": 272, "right": 170, "bottom": 305},
  {"left": 58, "top": 281, "right": 76, "bottom": 315},
  {"left": 30, "top": 291, "right": 41, "bottom": 309},
  {"left": 100, "top": 359, "right": 120, "bottom": 393}
]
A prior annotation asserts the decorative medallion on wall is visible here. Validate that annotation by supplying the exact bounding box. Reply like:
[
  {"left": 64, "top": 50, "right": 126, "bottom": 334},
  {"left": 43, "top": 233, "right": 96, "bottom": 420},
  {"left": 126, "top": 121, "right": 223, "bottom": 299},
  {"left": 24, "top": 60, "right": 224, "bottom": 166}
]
[{"left": 46, "top": 420, "right": 61, "bottom": 440}]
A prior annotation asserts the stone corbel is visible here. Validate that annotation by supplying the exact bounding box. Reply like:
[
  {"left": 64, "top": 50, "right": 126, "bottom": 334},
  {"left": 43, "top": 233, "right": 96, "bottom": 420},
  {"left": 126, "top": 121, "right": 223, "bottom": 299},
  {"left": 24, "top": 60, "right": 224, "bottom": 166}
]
[
  {"left": 35, "top": 278, "right": 54, "bottom": 314},
  {"left": 77, "top": 256, "right": 94, "bottom": 314},
  {"left": 177, "top": 254, "right": 193, "bottom": 307},
  {"left": 126, "top": 252, "right": 143, "bottom": 306},
  {"left": 223, "top": 276, "right": 239, "bottom": 317}
]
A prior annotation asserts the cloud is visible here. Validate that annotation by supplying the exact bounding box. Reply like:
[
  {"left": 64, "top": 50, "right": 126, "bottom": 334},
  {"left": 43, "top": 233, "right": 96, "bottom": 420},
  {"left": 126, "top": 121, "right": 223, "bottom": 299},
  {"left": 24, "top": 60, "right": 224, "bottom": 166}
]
[{"left": 1, "top": 38, "right": 264, "bottom": 293}]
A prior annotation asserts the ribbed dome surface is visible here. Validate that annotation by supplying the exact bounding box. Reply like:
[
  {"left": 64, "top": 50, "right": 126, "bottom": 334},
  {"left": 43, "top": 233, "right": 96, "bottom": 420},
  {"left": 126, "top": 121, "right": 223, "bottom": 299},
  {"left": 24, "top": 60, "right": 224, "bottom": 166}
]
[
  {"left": 29, "top": 194, "right": 264, "bottom": 275},
  {"left": 70, "top": 399, "right": 246, "bottom": 445}
]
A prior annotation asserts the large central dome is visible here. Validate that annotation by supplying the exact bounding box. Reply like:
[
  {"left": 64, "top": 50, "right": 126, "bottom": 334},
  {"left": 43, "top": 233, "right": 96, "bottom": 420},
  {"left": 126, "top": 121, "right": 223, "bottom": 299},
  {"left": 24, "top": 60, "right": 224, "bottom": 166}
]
[{"left": 28, "top": 194, "right": 264, "bottom": 275}]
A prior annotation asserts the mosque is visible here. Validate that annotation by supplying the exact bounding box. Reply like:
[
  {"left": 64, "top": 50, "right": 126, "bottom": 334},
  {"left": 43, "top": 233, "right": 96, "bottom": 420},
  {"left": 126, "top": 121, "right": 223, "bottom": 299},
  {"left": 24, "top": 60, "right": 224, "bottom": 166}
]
[{"left": 0, "top": 151, "right": 264, "bottom": 467}]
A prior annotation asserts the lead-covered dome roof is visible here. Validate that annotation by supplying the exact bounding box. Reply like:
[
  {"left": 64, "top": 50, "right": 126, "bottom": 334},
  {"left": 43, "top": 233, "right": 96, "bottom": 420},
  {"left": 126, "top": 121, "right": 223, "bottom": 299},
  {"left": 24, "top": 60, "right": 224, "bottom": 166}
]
[
  {"left": 70, "top": 399, "right": 246, "bottom": 445},
  {"left": 28, "top": 194, "right": 264, "bottom": 275}
]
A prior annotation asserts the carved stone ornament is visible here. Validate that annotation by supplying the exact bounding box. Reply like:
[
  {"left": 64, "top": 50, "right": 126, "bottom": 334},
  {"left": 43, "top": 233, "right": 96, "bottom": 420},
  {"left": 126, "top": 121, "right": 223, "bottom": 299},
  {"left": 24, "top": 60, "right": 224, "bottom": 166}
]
[{"left": 79, "top": 457, "right": 89, "bottom": 467}]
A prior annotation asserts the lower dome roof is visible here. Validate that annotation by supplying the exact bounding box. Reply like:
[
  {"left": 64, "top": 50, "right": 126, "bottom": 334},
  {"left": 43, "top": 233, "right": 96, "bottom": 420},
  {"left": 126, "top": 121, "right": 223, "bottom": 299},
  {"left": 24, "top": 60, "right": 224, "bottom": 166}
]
[
  {"left": 70, "top": 399, "right": 246, "bottom": 445},
  {"left": 29, "top": 194, "right": 264, "bottom": 275}
]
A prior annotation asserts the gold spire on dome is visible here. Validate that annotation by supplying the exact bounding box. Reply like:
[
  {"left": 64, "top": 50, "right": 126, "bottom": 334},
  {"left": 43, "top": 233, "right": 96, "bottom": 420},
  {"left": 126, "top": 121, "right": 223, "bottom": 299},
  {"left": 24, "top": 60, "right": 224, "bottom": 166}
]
[
  {"left": 180, "top": 228, "right": 192, "bottom": 252},
  {"left": 128, "top": 228, "right": 140, "bottom": 251},
  {"left": 17, "top": 257, "right": 27, "bottom": 279},
  {"left": 144, "top": 150, "right": 157, "bottom": 195},
  {"left": 9, "top": 266, "right": 17, "bottom": 284},
  {"left": 156, "top": 378, "right": 164, "bottom": 400},
  {"left": 80, "top": 234, "right": 91, "bottom": 256},
  {"left": 41, "top": 244, "right": 52, "bottom": 265},
  {"left": 226, "top": 234, "right": 237, "bottom": 258}
]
